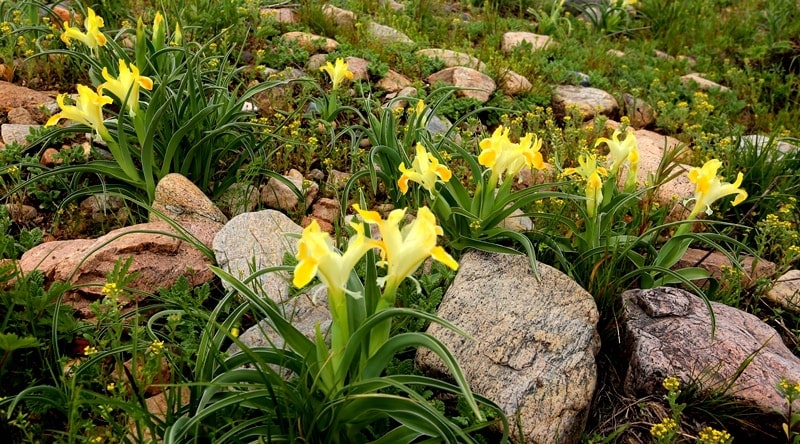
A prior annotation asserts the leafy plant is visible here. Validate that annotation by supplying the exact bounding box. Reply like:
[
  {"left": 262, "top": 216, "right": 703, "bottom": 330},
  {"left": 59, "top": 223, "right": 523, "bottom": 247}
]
[{"left": 165, "top": 204, "right": 509, "bottom": 442}]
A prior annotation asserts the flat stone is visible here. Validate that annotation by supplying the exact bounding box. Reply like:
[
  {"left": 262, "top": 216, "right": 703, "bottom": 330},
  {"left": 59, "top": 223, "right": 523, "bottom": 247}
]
[
  {"left": 367, "top": 22, "right": 413, "bottom": 45},
  {"left": 766, "top": 269, "right": 800, "bottom": 313},
  {"left": 1, "top": 124, "right": 39, "bottom": 147},
  {"left": 416, "top": 251, "right": 599, "bottom": 443},
  {"left": 501, "top": 32, "right": 554, "bottom": 53},
  {"left": 626, "top": 127, "right": 695, "bottom": 220},
  {"left": 415, "top": 48, "right": 486, "bottom": 71},
  {"left": 281, "top": 31, "right": 339, "bottom": 53},
  {"left": 498, "top": 70, "right": 532, "bottom": 95},
  {"left": 0, "top": 80, "right": 55, "bottom": 113},
  {"left": 552, "top": 85, "right": 618, "bottom": 121},
  {"left": 674, "top": 248, "right": 776, "bottom": 288},
  {"left": 213, "top": 209, "right": 303, "bottom": 302},
  {"left": 345, "top": 56, "right": 370, "bottom": 81},
  {"left": 680, "top": 73, "right": 731, "bottom": 92},
  {"left": 622, "top": 287, "right": 800, "bottom": 426},
  {"left": 260, "top": 8, "right": 299, "bottom": 24},
  {"left": 19, "top": 221, "right": 219, "bottom": 317},
  {"left": 322, "top": 4, "right": 357, "bottom": 27},
  {"left": 622, "top": 93, "right": 656, "bottom": 129},
  {"left": 739, "top": 134, "right": 798, "bottom": 157},
  {"left": 376, "top": 69, "right": 412, "bottom": 93},
  {"left": 7, "top": 107, "right": 35, "bottom": 124},
  {"left": 426, "top": 67, "right": 496, "bottom": 103},
  {"left": 149, "top": 173, "right": 227, "bottom": 225},
  {"left": 260, "top": 169, "right": 318, "bottom": 212}
]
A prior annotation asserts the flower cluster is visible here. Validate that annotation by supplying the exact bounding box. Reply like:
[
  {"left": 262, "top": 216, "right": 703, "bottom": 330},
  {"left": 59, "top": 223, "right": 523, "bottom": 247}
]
[
  {"left": 148, "top": 339, "right": 165, "bottom": 355},
  {"left": 662, "top": 375, "right": 681, "bottom": 393},
  {"left": 478, "top": 125, "right": 546, "bottom": 185},
  {"left": 697, "top": 426, "right": 733, "bottom": 444},
  {"left": 650, "top": 417, "right": 677, "bottom": 440}
]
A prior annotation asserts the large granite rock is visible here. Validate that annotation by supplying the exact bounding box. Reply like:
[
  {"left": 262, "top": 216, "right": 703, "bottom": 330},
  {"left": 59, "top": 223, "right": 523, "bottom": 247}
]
[
  {"left": 213, "top": 210, "right": 303, "bottom": 302},
  {"left": 415, "top": 48, "right": 487, "bottom": 71},
  {"left": 149, "top": 173, "right": 227, "bottom": 225},
  {"left": 280, "top": 31, "right": 339, "bottom": 53},
  {"left": 501, "top": 32, "right": 554, "bottom": 53},
  {"left": 622, "top": 287, "right": 800, "bottom": 423},
  {"left": 426, "top": 67, "right": 496, "bottom": 103},
  {"left": 766, "top": 269, "right": 800, "bottom": 313},
  {"left": 217, "top": 211, "right": 332, "bottom": 357},
  {"left": 19, "top": 220, "right": 219, "bottom": 318},
  {"left": 416, "top": 251, "right": 600, "bottom": 443},
  {"left": 552, "top": 85, "right": 618, "bottom": 120},
  {"left": 0, "top": 80, "right": 55, "bottom": 113}
]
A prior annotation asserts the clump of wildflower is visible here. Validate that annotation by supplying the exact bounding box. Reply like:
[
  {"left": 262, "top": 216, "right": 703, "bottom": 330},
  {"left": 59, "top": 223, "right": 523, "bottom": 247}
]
[
  {"left": 663, "top": 375, "right": 681, "bottom": 393},
  {"left": 650, "top": 417, "right": 678, "bottom": 442},
  {"left": 478, "top": 125, "right": 546, "bottom": 186},
  {"left": 148, "top": 339, "right": 164, "bottom": 355},
  {"left": 84, "top": 345, "right": 99, "bottom": 356},
  {"left": 102, "top": 282, "right": 121, "bottom": 297},
  {"left": 697, "top": 426, "right": 733, "bottom": 444}
]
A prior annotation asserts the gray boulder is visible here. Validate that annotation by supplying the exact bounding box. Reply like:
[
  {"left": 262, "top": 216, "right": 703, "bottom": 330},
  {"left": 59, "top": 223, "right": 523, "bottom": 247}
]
[
  {"left": 416, "top": 250, "right": 600, "bottom": 443},
  {"left": 213, "top": 210, "right": 303, "bottom": 302}
]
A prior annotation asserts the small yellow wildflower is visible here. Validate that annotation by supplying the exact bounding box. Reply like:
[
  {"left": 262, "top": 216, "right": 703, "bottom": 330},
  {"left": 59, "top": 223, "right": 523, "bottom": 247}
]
[
  {"left": 650, "top": 417, "right": 677, "bottom": 439},
  {"left": 697, "top": 426, "right": 732, "bottom": 444},
  {"left": 662, "top": 376, "right": 681, "bottom": 393},
  {"left": 148, "top": 339, "right": 164, "bottom": 355},
  {"left": 84, "top": 345, "right": 99, "bottom": 356},
  {"left": 106, "top": 382, "right": 116, "bottom": 392},
  {"left": 7, "top": 166, "right": 19, "bottom": 175},
  {"left": 101, "top": 282, "right": 120, "bottom": 296},
  {"left": 230, "top": 327, "right": 240, "bottom": 338}
]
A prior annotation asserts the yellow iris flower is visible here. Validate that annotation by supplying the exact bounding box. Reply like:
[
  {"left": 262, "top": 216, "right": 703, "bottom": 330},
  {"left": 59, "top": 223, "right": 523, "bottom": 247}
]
[
  {"left": 478, "top": 125, "right": 545, "bottom": 184},
  {"left": 293, "top": 219, "right": 377, "bottom": 293},
  {"left": 687, "top": 159, "right": 747, "bottom": 217},
  {"left": 99, "top": 60, "right": 154, "bottom": 116},
  {"left": 398, "top": 143, "right": 452, "bottom": 195},
  {"left": 60, "top": 7, "right": 107, "bottom": 50},
  {"left": 353, "top": 205, "right": 458, "bottom": 293},
  {"left": 595, "top": 128, "right": 639, "bottom": 175},
  {"left": 46, "top": 84, "right": 113, "bottom": 134},
  {"left": 320, "top": 58, "right": 354, "bottom": 90},
  {"left": 562, "top": 154, "right": 608, "bottom": 218}
]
